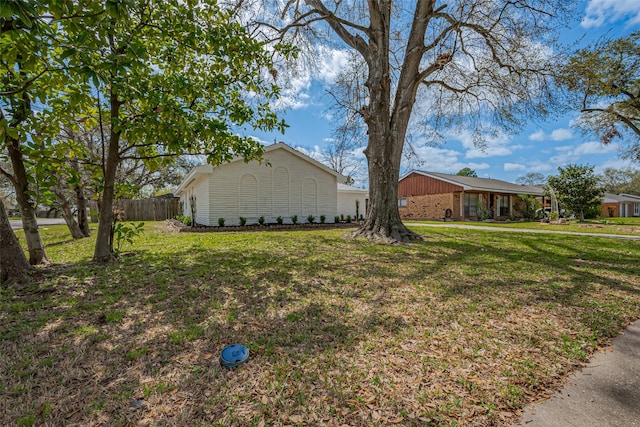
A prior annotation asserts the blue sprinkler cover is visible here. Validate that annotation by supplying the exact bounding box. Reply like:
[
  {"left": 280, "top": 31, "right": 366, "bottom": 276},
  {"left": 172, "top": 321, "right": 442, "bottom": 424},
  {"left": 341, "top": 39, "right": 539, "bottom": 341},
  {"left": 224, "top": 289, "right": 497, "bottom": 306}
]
[{"left": 220, "top": 344, "right": 249, "bottom": 368}]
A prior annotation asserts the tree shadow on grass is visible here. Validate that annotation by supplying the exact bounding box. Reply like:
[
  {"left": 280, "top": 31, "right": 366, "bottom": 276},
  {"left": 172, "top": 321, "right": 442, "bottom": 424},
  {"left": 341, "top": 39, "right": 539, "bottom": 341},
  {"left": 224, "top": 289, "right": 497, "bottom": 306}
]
[
  {"left": 2, "top": 227, "right": 640, "bottom": 425},
  {"left": 0, "top": 241, "right": 412, "bottom": 425}
]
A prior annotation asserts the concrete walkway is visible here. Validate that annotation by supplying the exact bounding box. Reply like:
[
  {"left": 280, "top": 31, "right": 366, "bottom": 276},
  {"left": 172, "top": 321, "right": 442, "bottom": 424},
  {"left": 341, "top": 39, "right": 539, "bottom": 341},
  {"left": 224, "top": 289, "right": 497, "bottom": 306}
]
[
  {"left": 513, "top": 320, "right": 640, "bottom": 427},
  {"left": 9, "top": 218, "right": 66, "bottom": 229},
  {"left": 410, "top": 222, "right": 640, "bottom": 240}
]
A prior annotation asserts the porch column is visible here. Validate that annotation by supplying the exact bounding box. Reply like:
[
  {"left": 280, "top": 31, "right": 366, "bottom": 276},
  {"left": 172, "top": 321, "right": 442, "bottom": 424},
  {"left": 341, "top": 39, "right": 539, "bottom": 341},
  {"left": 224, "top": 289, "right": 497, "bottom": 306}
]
[
  {"left": 508, "top": 195, "right": 512, "bottom": 217},
  {"left": 460, "top": 190, "right": 465, "bottom": 221}
]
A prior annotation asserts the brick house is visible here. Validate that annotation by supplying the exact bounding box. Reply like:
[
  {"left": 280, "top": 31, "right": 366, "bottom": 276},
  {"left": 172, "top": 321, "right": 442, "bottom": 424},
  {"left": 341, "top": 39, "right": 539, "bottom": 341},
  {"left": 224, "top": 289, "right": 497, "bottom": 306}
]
[
  {"left": 398, "top": 171, "right": 544, "bottom": 221},
  {"left": 602, "top": 193, "right": 640, "bottom": 217}
]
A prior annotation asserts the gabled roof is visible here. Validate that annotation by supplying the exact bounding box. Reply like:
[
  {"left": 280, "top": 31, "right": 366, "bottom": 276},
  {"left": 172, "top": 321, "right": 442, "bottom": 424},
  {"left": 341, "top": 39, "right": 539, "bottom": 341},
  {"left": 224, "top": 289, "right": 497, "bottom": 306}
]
[
  {"left": 604, "top": 193, "right": 640, "bottom": 202},
  {"left": 175, "top": 142, "right": 346, "bottom": 195},
  {"left": 401, "top": 170, "right": 544, "bottom": 196}
]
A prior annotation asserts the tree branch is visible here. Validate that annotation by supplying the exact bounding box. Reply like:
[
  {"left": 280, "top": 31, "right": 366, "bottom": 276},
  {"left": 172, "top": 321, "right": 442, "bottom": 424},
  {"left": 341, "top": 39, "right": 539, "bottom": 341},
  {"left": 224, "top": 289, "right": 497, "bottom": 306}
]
[{"left": 304, "top": 0, "right": 370, "bottom": 60}]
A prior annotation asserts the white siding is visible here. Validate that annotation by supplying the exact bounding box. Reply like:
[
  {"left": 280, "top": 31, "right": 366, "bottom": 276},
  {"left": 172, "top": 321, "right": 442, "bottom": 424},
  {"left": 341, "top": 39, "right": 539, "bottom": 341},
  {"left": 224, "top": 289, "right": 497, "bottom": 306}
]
[
  {"left": 337, "top": 191, "right": 368, "bottom": 220},
  {"left": 191, "top": 178, "right": 210, "bottom": 226},
  {"left": 239, "top": 174, "right": 258, "bottom": 218},
  {"left": 302, "top": 178, "right": 318, "bottom": 217},
  {"left": 205, "top": 147, "right": 338, "bottom": 225},
  {"left": 273, "top": 166, "right": 290, "bottom": 216}
]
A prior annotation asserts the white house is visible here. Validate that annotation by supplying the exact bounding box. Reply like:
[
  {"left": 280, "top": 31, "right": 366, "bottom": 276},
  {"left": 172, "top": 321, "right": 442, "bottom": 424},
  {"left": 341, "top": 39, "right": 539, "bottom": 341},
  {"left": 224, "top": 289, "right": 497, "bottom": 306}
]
[
  {"left": 175, "top": 142, "right": 367, "bottom": 226},
  {"left": 337, "top": 183, "right": 369, "bottom": 220}
]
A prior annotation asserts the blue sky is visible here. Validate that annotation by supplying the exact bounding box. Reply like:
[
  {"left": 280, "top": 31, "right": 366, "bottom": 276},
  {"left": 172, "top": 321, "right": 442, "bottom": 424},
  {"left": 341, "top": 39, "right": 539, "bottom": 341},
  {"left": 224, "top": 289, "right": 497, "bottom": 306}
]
[{"left": 247, "top": 0, "right": 640, "bottom": 187}]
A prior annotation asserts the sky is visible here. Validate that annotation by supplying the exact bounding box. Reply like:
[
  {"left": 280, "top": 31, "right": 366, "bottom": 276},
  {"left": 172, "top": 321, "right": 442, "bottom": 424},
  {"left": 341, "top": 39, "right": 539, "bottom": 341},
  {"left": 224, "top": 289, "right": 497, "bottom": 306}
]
[{"left": 245, "top": 0, "right": 640, "bottom": 188}]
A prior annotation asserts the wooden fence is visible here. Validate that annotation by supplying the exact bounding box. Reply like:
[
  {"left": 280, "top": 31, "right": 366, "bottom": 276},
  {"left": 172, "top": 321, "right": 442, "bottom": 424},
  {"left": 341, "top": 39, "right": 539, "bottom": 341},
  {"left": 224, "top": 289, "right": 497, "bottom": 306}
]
[{"left": 90, "top": 198, "right": 180, "bottom": 222}]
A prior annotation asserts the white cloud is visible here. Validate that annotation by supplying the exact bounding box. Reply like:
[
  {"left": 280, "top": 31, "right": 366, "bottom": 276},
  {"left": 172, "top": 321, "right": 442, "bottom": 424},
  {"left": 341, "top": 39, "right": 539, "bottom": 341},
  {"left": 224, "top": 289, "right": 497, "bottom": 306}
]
[
  {"left": 448, "top": 128, "right": 515, "bottom": 159},
  {"left": 269, "top": 46, "right": 350, "bottom": 111},
  {"left": 529, "top": 129, "right": 546, "bottom": 141},
  {"left": 550, "top": 128, "right": 573, "bottom": 141},
  {"left": 293, "top": 144, "right": 324, "bottom": 162},
  {"left": 316, "top": 47, "right": 350, "bottom": 83},
  {"left": 529, "top": 128, "right": 573, "bottom": 142},
  {"left": 504, "top": 163, "right": 526, "bottom": 171},
  {"left": 596, "top": 158, "right": 638, "bottom": 173},
  {"left": 550, "top": 141, "right": 619, "bottom": 163},
  {"left": 405, "top": 145, "right": 490, "bottom": 174},
  {"left": 581, "top": 0, "right": 640, "bottom": 28},
  {"left": 555, "top": 145, "right": 574, "bottom": 152},
  {"left": 573, "top": 141, "right": 618, "bottom": 155}
]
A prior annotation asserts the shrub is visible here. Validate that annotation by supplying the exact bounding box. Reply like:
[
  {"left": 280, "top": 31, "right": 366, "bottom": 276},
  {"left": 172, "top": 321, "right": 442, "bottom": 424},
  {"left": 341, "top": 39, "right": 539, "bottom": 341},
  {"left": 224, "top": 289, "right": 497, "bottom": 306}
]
[
  {"left": 307, "top": 214, "right": 315, "bottom": 224},
  {"left": 334, "top": 215, "right": 340, "bottom": 223},
  {"left": 514, "top": 194, "right": 538, "bottom": 220},
  {"left": 291, "top": 215, "right": 298, "bottom": 225},
  {"left": 549, "top": 211, "right": 559, "bottom": 222},
  {"left": 239, "top": 216, "right": 247, "bottom": 226},
  {"left": 113, "top": 222, "right": 144, "bottom": 256},
  {"left": 346, "top": 215, "right": 352, "bottom": 223},
  {"left": 320, "top": 215, "right": 326, "bottom": 224},
  {"left": 340, "top": 214, "right": 344, "bottom": 221},
  {"left": 276, "top": 216, "right": 283, "bottom": 225},
  {"left": 174, "top": 215, "right": 192, "bottom": 226},
  {"left": 584, "top": 204, "right": 602, "bottom": 219},
  {"left": 477, "top": 206, "right": 493, "bottom": 221},
  {"left": 218, "top": 217, "right": 225, "bottom": 227},
  {"left": 258, "top": 216, "right": 265, "bottom": 225}
]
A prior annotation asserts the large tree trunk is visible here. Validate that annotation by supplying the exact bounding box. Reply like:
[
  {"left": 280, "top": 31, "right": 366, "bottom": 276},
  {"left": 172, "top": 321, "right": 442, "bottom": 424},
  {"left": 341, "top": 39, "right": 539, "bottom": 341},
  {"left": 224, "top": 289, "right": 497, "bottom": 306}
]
[
  {"left": 0, "top": 197, "right": 31, "bottom": 288},
  {"left": 4, "top": 92, "right": 48, "bottom": 265},
  {"left": 348, "top": 1, "right": 423, "bottom": 244},
  {"left": 93, "top": 98, "right": 122, "bottom": 262},
  {"left": 7, "top": 138, "right": 49, "bottom": 265},
  {"left": 352, "top": 139, "right": 422, "bottom": 243}
]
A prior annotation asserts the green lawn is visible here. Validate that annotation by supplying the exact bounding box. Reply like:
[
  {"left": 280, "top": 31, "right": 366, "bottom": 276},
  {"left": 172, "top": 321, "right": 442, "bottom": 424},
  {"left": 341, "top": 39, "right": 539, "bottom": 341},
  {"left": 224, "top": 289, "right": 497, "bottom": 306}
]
[
  {"left": 2, "top": 222, "right": 640, "bottom": 426},
  {"left": 406, "top": 218, "right": 640, "bottom": 236}
]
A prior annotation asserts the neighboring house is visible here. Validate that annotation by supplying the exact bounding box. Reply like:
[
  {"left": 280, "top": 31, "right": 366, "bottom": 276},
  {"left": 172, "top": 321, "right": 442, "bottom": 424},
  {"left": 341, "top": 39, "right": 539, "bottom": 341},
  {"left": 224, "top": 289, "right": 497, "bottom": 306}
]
[
  {"left": 175, "top": 142, "right": 364, "bottom": 226},
  {"left": 337, "top": 183, "right": 369, "bottom": 220},
  {"left": 398, "top": 170, "right": 544, "bottom": 221},
  {"left": 602, "top": 193, "right": 640, "bottom": 217}
]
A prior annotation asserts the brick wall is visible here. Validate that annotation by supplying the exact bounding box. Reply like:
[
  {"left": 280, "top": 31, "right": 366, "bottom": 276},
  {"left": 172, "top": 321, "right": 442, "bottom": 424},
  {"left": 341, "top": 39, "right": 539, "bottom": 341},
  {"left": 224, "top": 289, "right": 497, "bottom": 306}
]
[
  {"left": 602, "top": 203, "right": 618, "bottom": 217},
  {"left": 399, "top": 193, "right": 456, "bottom": 220}
]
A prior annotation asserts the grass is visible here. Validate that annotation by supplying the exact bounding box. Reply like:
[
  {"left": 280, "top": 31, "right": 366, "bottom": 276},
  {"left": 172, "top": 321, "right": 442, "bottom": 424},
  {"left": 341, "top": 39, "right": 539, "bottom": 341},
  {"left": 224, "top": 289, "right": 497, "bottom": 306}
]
[
  {"left": 2, "top": 221, "right": 640, "bottom": 426},
  {"left": 406, "top": 217, "right": 640, "bottom": 236}
]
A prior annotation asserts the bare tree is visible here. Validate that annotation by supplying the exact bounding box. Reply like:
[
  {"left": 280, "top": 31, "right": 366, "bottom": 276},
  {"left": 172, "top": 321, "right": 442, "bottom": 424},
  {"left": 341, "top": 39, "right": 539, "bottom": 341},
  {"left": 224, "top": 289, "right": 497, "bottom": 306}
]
[
  {"left": 516, "top": 172, "right": 547, "bottom": 187},
  {"left": 260, "top": 0, "right": 571, "bottom": 242}
]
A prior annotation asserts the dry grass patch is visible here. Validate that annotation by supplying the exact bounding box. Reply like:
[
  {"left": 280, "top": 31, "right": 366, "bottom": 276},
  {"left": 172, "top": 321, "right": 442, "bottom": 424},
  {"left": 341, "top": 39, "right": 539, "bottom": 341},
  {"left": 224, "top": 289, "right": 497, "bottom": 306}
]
[{"left": 1, "top": 223, "right": 639, "bottom": 426}]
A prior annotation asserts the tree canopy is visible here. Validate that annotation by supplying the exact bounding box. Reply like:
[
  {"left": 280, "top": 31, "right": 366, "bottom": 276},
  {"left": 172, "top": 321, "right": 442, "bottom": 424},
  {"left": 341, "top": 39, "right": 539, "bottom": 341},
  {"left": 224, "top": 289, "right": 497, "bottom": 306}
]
[
  {"left": 256, "top": 0, "right": 573, "bottom": 242},
  {"left": 75, "top": 0, "right": 291, "bottom": 262},
  {"left": 548, "top": 164, "right": 603, "bottom": 222},
  {"left": 599, "top": 167, "right": 640, "bottom": 195},
  {"left": 456, "top": 167, "right": 477, "bottom": 177},
  {"left": 1, "top": 0, "right": 292, "bottom": 285},
  {"left": 557, "top": 31, "right": 640, "bottom": 159}
]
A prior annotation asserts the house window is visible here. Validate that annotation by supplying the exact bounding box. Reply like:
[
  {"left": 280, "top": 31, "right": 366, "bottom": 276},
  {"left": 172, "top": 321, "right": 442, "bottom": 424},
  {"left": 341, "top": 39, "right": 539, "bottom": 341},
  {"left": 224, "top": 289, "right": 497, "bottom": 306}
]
[
  {"left": 464, "top": 193, "right": 478, "bottom": 217},
  {"left": 634, "top": 203, "right": 640, "bottom": 217},
  {"left": 398, "top": 198, "right": 407, "bottom": 207},
  {"left": 498, "top": 195, "right": 509, "bottom": 217}
]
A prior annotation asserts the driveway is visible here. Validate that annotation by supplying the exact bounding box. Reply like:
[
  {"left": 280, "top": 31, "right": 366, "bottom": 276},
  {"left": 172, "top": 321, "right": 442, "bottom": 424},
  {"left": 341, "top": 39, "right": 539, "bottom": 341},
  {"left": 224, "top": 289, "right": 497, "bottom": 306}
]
[{"left": 9, "top": 218, "right": 66, "bottom": 229}]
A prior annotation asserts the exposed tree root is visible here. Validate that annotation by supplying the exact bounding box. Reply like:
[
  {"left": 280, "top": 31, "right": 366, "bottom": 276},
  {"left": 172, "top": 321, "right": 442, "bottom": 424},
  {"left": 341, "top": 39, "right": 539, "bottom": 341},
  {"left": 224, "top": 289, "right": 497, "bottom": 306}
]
[
  {"left": 1, "top": 270, "right": 31, "bottom": 290},
  {"left": 348, "top": 223, "right": 424, "bottom": 244}
]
